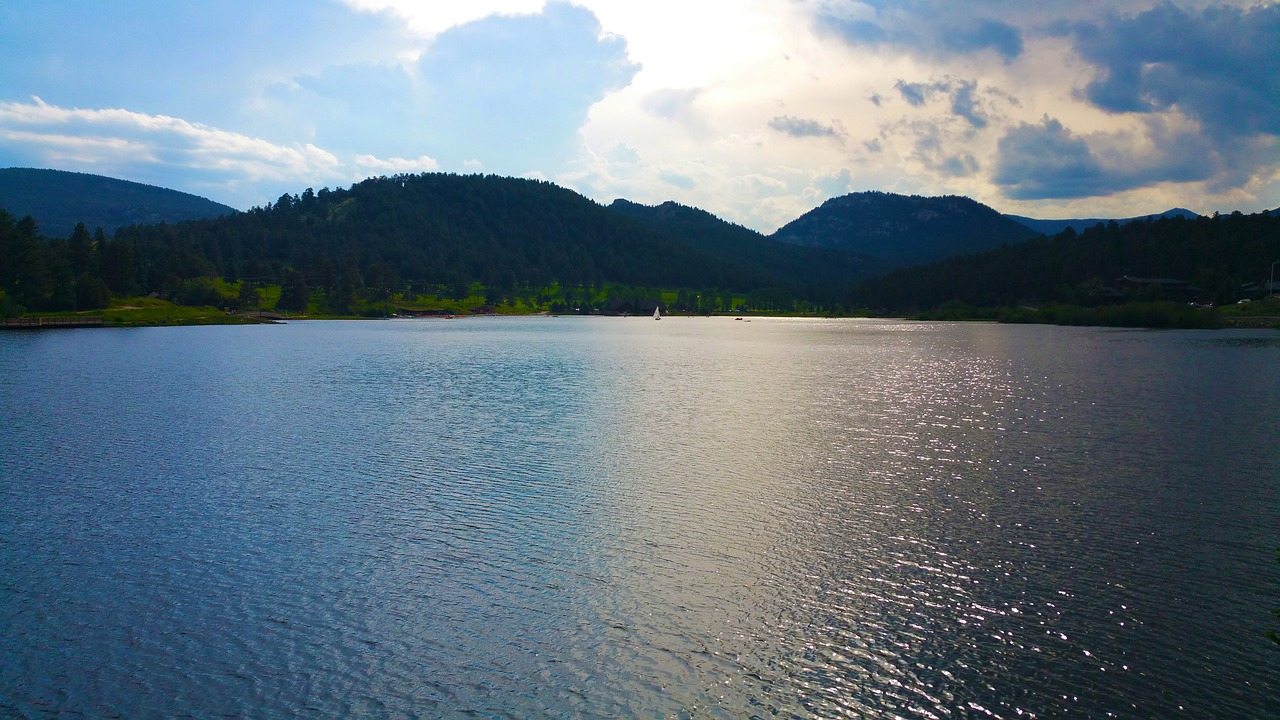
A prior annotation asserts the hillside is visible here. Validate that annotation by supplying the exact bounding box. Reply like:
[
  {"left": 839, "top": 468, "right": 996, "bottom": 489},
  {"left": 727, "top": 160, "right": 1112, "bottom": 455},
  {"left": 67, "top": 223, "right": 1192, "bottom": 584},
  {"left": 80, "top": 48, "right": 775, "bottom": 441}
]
[
  {"left": 0, "top": 168, "right": 236, "bottom": 236},
  {"left": 607, "top": 199, "right": 870, "bottom": 298},
  {"left": 1006, "top": 208, "right": 1200, "bottom": 236},
  {"left": 77, "top": 173, "right": 860, "bottom": 311},
  {"left": 853, "top": 211, "right": 1280, "bottom": 312},
  {"left": 772, "top": 191, "right": 1037, "bottom": 268},
  {"left": 111, "top": 174, "right": 735, "bottom": 290}
]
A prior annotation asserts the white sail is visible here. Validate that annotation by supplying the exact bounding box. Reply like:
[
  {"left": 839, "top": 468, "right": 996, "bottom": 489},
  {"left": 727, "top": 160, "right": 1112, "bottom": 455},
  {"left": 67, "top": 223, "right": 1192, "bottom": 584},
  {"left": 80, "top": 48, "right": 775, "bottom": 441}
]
[{"left": 653, "top": 306, "right": 661, "bottom": 320}]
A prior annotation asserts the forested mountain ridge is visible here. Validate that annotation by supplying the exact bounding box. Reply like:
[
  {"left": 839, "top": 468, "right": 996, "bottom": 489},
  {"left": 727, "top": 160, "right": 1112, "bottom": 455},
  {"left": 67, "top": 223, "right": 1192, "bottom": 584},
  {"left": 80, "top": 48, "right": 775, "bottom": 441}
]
[
  {"left": 0, "top": 172, "right": 866, "bottom": 316},
  {"left": 607, "top": 198, "right": 872, "bottom": 298},
  {"left": 114, "top": 173, "right": 795, "bottom": 293},
  {"left": 854, "top": 210, "right": 1280, "bottom": 312},
  {"left": 4, "top": 168, "right": 1277, "bottom": 323},
  {"left": 1005, "top": 207, "right": 1199, "bottom": 236},
  {"left": 0, "top": 168, "right": 236, "bottom": 236},
  {"left": 771, "top": 191, "right": 1037, "bottom": 268}
]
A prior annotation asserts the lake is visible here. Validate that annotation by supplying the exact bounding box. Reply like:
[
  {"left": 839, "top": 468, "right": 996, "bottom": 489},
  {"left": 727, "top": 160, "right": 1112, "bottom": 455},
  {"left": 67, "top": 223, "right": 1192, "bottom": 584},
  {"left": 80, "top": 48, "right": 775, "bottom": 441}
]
[{"left": 1, "top": 317, "right": 1277, "bottom": 718}]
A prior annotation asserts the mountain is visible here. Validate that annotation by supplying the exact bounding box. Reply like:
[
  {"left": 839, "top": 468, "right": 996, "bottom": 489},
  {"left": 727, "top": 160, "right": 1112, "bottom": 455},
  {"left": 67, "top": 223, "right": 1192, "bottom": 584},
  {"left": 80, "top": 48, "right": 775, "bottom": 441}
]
[
  {"left": 771, "top": 191, "right": 1037, "bottom": 269},
  {"left": 106, "top": 173, "right": 854, "bottom": 302},
  {"left": 854, "top": 209, "right": 1279, "bottom": 312},
  {"left": 0, "top": 168, "right": 237, "bottom": 236},
  {"left": 607, "top": 199, "right": 870, "bottom": 296},
  {"left": 1005, "top": 208, "right": 1200, "bottom": 236}
]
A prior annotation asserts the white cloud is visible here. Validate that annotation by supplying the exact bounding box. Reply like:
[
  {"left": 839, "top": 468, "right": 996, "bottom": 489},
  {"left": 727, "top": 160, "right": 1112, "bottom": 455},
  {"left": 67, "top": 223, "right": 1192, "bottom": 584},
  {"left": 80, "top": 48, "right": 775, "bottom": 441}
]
[
  {"left": 353, "top": 154, "right": 441, "bottom": 175},
  {"left": 0, "top": 97, "right": 347, "bottom": 207},
  {"left": 340, "top": 0, "right": 546, "bottom": 37},
  {"left": 0, "top": 98, "right": 340, "bottom": 181},
  {"left": 4, "top": 1, "right": 1278, "bottom": 231}
]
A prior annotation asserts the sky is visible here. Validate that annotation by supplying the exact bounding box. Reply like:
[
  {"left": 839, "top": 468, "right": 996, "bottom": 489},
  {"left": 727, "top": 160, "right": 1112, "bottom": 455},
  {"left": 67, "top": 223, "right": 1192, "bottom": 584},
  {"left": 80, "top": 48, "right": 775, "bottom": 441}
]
[{"left": 1, "top": 1, "right": 1278, "bottom": 233}]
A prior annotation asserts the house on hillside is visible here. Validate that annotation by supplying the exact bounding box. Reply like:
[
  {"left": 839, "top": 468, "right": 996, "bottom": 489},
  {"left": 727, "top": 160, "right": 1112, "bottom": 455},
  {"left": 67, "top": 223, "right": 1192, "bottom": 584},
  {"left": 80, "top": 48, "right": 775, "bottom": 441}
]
[
  {"left": 1239, "top": 281, "right": 1280, "bottom": 300},
  {"left": 1107, "top": 275, "right": 1203, "bottom": 302}
]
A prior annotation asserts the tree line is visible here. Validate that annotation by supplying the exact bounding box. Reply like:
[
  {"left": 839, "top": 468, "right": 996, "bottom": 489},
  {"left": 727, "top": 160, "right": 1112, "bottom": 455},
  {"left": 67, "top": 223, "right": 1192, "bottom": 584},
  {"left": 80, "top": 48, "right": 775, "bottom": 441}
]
[
  {"left": 1, "top": 173, "right": 861, "bottom": 317},
  {"left": 853, "top": 211, "right": 1280, "bottom": 312}
]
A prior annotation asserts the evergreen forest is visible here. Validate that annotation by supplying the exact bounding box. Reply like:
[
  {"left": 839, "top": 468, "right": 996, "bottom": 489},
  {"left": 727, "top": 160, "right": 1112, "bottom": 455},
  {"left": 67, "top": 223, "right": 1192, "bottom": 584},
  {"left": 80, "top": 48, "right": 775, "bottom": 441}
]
[
  {"left": 0, "top": 173, "right": 867, "bottom": 319},
  {"left": 2, "top": 170, "right": 1279, "bottom": 327},
  {"left": 853, "top": 211, "right": 1280, "bottom": 326}
]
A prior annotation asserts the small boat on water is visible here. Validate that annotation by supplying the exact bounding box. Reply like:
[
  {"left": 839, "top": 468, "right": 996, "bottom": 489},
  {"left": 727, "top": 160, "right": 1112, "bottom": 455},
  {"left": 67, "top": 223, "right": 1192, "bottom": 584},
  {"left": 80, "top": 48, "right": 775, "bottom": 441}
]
[{"left": 653, "top": 306, "right": 661, "bottom": 320}]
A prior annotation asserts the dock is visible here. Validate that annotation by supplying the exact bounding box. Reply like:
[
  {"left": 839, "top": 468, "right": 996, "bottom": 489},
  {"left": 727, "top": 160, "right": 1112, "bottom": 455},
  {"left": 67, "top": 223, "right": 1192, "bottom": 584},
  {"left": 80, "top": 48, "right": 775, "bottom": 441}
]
[{"left": 2, "top": 317, "right": 106, "bottom": 329}]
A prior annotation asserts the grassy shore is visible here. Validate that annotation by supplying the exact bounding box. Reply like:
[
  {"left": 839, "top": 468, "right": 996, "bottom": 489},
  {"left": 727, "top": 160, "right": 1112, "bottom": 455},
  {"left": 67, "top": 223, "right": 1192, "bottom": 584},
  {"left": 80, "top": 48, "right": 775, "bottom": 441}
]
[
  {"left": 905, "top": 297, "right": 1280, "bottom": 329},
  {"left": 9, "top": 291, "right": 1278, "bottom": 330},
  {"left": 8, "top": 296, "right": 275, "bottom": 328}
]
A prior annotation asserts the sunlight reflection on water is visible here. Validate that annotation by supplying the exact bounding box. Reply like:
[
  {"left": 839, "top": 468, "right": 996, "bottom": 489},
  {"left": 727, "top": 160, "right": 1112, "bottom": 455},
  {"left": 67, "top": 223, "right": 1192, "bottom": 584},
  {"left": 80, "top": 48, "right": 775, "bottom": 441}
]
[{"left": 1, "top": 318, "right": 1277, "bottom": 718}]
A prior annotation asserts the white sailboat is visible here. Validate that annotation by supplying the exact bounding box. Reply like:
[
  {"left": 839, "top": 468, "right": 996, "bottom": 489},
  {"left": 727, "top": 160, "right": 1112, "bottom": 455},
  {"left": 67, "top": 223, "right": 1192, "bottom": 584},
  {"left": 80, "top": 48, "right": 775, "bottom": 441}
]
[{"left": 653, "top": 305, "right": 661, "bottom": 320}]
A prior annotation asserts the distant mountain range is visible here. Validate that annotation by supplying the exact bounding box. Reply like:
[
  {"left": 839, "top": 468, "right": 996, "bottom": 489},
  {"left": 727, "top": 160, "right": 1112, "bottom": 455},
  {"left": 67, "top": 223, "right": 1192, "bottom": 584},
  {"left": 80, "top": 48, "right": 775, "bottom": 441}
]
[
  {"left": 0, "top": 168, "right": 237, "bottom": 235},
  {"left": 3, "top": 167, "right": 1275, "bottom": 318},
  {"left": 607, "top": 198, "right": 871, "bottom": 292},
  {"left": 770, "top": 191, "right": 1038, "bottom": 269},
  {"left": 0, "top": 166, "right": 1220, "bottom": 282},
  {"left": 101, "top": 173, "right": 864, "bottom": 305},
  {"left": 1005, "top": 208, "right": 1200, "bottom": 236}
]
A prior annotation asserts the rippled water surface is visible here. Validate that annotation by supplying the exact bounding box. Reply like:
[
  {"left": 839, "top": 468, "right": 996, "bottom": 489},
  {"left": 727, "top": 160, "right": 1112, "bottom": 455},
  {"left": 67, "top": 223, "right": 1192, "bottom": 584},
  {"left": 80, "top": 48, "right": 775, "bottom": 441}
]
[{"left": 2, "top": 318, "right": 1278, "bottom": 718}]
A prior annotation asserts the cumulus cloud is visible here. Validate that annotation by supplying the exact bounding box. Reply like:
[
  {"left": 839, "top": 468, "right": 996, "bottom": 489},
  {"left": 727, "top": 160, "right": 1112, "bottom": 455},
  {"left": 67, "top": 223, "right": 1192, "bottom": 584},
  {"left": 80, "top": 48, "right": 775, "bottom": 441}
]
[
  {"left": 606, "top": 143, "right": 641, "bottom": 165},
  {"left": 0, "top": 98, "right": 340, "bottom": 188},
  {"left": 255, "top": 2, "right": 640, "bottom": 176},
  {"left": 0, "top": 1, "right": 415, "bottom": 138},
  {"left": 413, "top": 2, "right": 639, "bottom": 172},
  {"left": 895, "top": 80, "right": 939, "bottom": 107},
  {"left": 992, "top": 115, "right": 1221, "bottom": 200},
  {"left": 949, "top": 81, "right": 988, "bottom": 129},
  {"left": 1069, "top": 3, "right": 1280, "bottom": 138},
  {"left": 660, "top": 172, "right": 696, "bottom": 189},
  {"left": 994, "top": 117, "right": 1114, "bottom": 199},
  {"left": 641, "top": 88, "right": 708, "bottom": 134},
  {"left": 907, "top": 122, "right": 981, "bottom": 178},
  {"left": 0, "top": 97, "right": 455, "bottom": 208},
  {"left": 4, "top": 0, "right": 1279, "bottom": 229},
  {"left": 263, "top": 62, "right": 417, "bottom": 158},
  {"left": 944, "top": 18, "right": 1023, "bottom": 61},
  {"left": 353, "top": 154, "right": 440, "bottom": 175},
  {"left": 816, "top": 6, "right": 1024, "bottom": 62},
  {"left": 768, "top": 115, "right": 845, "bottom": 141},
  {"left": 894, "top": 79, "right": 989, "bottom": 128},
  {"left": 340, "top": 0, "right": 545, "bottom": 36},
  {"left": 813, "top": 168, "right": 854, "bottom": 199}
]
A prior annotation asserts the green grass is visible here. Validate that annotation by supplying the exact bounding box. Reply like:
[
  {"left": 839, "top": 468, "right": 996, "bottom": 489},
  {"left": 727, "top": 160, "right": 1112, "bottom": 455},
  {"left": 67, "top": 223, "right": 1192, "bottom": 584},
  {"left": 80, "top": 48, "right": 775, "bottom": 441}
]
[{"left": 101, "top": 297, "right": 270, "bottom": 327}]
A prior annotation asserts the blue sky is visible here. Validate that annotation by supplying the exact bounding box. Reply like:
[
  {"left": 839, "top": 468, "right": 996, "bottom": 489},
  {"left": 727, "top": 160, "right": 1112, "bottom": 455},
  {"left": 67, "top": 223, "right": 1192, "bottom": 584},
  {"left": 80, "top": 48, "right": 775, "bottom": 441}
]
[{"left": 1, "top": 1, "right": 1277, "bottom": 232}]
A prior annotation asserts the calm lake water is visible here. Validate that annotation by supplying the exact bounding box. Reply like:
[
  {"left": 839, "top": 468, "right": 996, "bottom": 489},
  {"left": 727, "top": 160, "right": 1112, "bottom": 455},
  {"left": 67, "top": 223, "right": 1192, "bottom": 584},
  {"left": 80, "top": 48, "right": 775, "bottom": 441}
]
[{"left": 1, "top": 317, "right": 1278, "bottom": 718}]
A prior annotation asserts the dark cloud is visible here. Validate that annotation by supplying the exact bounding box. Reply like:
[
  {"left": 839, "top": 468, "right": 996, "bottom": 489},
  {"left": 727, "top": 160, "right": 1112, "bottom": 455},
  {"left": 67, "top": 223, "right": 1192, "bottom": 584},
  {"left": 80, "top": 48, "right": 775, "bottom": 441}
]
[
  {"left": 768, "top": 115, "right": 845, "bottom": 140},
  {"left": 895, "top": 80, "right": 936, "bottom": 107},
  {"left": 1070, "top": 3, "right": 1280, "bottom": 138},
  {"left": 939, "top": 154, "right": 979, "bottom": 177},
  {"left": 944, "top": 19, "right": 1023, "bottom": 62},
  {"left": 817, "top": 9, "right": 1023, "bottom": 62},
  {"left": 894, "top": 79, "right": 988, "bottom": 128},
  {"left": 821, "top": 18, "right": 894, "bottom": 45},
  {"left": 993, "top": 118, "right": 1111, "bottom": 199},
  {"left": 992, "top": 116, "right": 1218, "bottom": 200},
  {"left": 949, "top": 81, "right": 987, "bottom": 129},
  {"left": 909, "top": 125, "right": 980, "bottom": 178}
]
